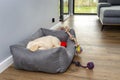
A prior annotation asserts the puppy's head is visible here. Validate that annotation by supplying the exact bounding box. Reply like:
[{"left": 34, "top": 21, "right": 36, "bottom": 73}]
[{"left": 28, "top": 44, "right": 39, "bottom": 52}]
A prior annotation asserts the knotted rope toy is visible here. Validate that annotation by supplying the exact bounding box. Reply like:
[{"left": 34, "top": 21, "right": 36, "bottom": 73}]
[
  {"left": 58, "top": 26, "right": 94, "bottom": 70},
  {"left": 59, "top": 26, "right": 83, "bottom": 55},
  {"left": 72, "top": 61, "right": 94, "bottom": 70}
]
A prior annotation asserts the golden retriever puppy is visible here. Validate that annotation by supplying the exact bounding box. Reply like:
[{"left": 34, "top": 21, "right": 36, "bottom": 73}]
[{"left": 26, "top": 35, "right": 60, "bottom": 52}]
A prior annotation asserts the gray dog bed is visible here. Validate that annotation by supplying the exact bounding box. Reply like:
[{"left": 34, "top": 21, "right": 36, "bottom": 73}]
[{"left": 10, "top": 28, "right": 76, "bottom": 73}]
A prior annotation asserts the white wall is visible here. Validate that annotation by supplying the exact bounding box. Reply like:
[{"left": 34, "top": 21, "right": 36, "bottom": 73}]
[{"left": 0, "top": 0, "right": 59, "bottom": 63}]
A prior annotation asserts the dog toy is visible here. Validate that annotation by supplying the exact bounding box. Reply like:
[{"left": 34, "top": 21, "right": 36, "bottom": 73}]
[
  {"left": 59, "top": 26, "right": 82, "bottom": 54},
  {"left": 76, "top": 45, "right": 83, "bottom": 53},
  {"left": 59, "top": 26, "right": 94, "bottom": 70},
  {"left": 61, "top": 41, "right": 67, "bottom": 47},
  {"left": 72, "top": 61, "right": 94, "bottom": 70}
]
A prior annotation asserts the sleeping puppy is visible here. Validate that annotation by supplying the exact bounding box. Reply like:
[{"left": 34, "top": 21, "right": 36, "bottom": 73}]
[{"left": 26, "top": 35, "right": 60, "bottom": 52}]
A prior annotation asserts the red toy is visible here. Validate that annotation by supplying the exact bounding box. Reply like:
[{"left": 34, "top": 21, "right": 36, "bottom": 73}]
[{"left": 60, "top": 41, "right": 67, "bottom": 47}]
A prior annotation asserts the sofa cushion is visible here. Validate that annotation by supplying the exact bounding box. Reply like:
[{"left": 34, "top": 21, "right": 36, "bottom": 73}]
[
  {"left": 100, "top": 6, "right": 120, "bottom": 17},
  {"left": 97, "top": 3, "right": 111, "bottom": 17},
  {"left": 108, "top": 0, "right": 120, "bottom": 5},
  {"left": 98, "top": 0, "right": 108, "bottom": 2},
  {"left": 100, "top": 17, "right": 120, "bottom": 24}
]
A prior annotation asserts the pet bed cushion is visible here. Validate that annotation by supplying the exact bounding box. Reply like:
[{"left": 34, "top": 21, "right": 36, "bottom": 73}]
[
  {"left": 41, "top": 28, "right": 69, "bottom": 41},
  {"left": 10, "top": 28, "right": 76, "bottom": 73}
]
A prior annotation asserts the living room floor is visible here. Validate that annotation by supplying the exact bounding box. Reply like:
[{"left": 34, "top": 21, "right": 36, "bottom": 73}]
[{"left": 0, "top": 15, "right": 120, "bottom": 80}]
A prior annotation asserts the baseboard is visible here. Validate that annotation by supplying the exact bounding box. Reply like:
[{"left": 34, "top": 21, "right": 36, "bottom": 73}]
[
  {"left": 0, "top": 56, "right": 13, "bottom": 73},
  {"left": 64, "top": 15, "right": 70, "bottom": 21},
  {"left": 50, "top": 22, "right": 62, "bottom": 29}
]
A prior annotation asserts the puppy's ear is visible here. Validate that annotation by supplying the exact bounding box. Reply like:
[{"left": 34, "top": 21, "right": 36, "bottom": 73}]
[{"left": 29, "top": 44, "right": 39, "bottom": 52}]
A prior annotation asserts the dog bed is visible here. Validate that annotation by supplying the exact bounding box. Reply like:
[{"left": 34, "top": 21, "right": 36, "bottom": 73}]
[{"left": 10, "top": 28, "right": 76, "bottom": 73}]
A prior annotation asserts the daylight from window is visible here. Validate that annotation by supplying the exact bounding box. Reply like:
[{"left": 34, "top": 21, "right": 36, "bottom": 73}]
[
  {"left": 74, "top": 0, "right": 97, "bottom": 13},
  {"left": 64, "top": 0, "right": 69, "bottom": 13}
]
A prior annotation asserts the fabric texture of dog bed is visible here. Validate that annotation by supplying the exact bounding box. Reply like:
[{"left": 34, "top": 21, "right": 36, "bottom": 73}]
[{"left": 10, "top": 28, "right": 76, "bottom": 73}]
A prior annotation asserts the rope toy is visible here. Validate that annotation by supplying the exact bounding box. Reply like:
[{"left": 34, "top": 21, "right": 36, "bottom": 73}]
[
  {"left": 72, "top": 61, "right": 94, "bottom": 70},
  {"left": 59, "top": 26, "right": 82, "bottom": 54},
  {"left": 58, "top": 26, "right": 95, "bottom": 70}
]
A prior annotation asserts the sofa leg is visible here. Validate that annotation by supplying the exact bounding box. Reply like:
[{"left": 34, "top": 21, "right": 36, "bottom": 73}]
[{"left": 101, "top": 25, "right": 104, "bottom": 31}]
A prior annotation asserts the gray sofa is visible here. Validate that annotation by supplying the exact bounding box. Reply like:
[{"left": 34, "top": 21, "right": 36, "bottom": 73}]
[
  {"left": 10, "top": 28, "right": 76, "bottom": 73},
  {"left": 97, "top": 0, "right": 120, "bottom": 30}
]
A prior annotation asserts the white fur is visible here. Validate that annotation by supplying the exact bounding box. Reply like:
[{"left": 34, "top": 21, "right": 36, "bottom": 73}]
[{"left": 26, "top": 35, "right": 60, "bottom": 51}]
